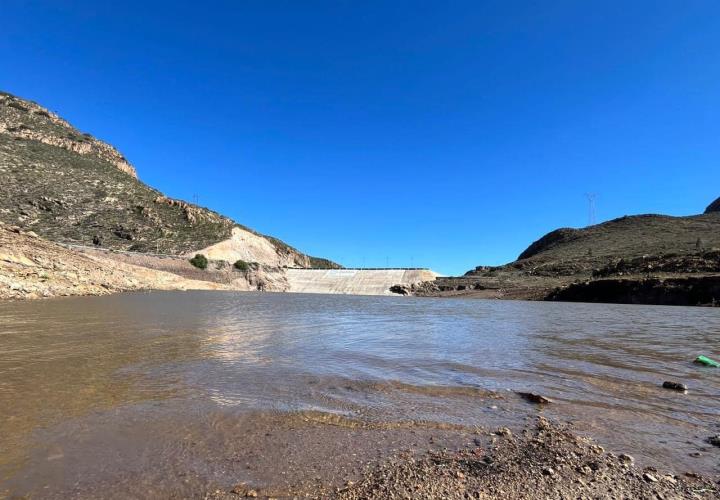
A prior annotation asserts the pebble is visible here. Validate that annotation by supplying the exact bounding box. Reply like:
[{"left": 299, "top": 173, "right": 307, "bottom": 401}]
[
  {"left": 495, "top": 427, "right": 512, "bottom": 437},
  {"left": 618, "top": 453, "right": 634, "bottom": 465},
  {"left": 662, "top": 381, "right": 688, "bottom": 392},
  {"left": 231, "top": 484, "right": 247, "bottom": 495},
  {"left": 516, "top": 392, "right": 553, "bottom": 404},
  {"left": 542, "top": 467, "right": 555, "bottom": 476},
  {"left": 707, "top": 435, "right": 720, "bottom": 447},
  {"left": 643, "top": 473, "right": 658, "bottom": 483}
]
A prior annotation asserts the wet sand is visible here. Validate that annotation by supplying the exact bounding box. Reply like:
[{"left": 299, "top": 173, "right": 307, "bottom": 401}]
[
  {"left": 197, "top": 415, "right": 720, "bottom": 499},
  {"left": 5, "top": 408, "right": 718, "bottom": 499}
]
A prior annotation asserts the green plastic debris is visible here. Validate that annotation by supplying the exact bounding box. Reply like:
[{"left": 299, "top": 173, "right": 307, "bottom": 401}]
[{"left": 695, "top": 355, "right": 720, "bottom": 367}]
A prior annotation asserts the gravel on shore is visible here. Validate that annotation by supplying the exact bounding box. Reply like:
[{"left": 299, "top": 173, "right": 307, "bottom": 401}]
[{"left": 210, "top": 417, "right": 718, "bottom": 499}]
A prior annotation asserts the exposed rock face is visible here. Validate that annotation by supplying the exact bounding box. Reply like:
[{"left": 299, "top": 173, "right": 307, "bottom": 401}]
[
  {"left": 0, "top": 90, "right": 337, "bottom": 268},
  {"left": 0, "top": 92, "right": 136, "bottom": 177},
  {"left": 546, "top": 276, "right": 720, "bottom": 306},
  {"left": 706, "top": 196, "right": 720, "bottom": 214}
]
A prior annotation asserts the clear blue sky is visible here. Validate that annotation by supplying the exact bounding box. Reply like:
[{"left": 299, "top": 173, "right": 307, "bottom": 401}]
[{"left": 2, "top": 1, "right": 719, "bottom": 275}]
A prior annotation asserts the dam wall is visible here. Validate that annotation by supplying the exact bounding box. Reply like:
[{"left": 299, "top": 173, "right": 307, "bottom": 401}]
[{"left": 285, "top": 268, "right": 438, "bottom": 296}]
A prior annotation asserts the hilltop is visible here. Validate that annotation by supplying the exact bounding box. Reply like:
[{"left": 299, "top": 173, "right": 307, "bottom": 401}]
[
  {"left": 398, "top": 206, "right": 720, "bottom": 306},
  {"left": 706, "top": 196, "right": 720, "bottom": 214},
  {"left": 0, "top": 91, "right": 336, "bottom": 269}
]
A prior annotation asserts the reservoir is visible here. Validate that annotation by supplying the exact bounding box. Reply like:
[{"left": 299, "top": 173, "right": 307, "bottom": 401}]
[{"left": 1, "top": 292, "right": 718, "bottom": 497}]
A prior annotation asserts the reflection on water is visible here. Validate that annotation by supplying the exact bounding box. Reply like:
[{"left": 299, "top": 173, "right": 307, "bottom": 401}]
[{"left": 1, "top": 291, "right": 719, "bottom": 496}]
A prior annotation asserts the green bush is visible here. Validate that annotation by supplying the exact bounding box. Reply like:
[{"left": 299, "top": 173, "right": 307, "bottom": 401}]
[
  {"left": 189, "top": 254, "right": 208, "bottom": 269},
  {"left": 234, "top": 259, "right": 249, "bottom": 271}
]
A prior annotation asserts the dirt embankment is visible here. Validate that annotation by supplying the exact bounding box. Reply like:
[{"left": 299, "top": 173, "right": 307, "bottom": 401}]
[
  {"left": 75, "top": 246, "right": 290, "bottom": 292},
  {"left": 0, "top": 224, "right": 233, "bottom": 300}
]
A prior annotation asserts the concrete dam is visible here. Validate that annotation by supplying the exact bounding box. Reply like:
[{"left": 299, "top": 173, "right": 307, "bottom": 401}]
[{"left": 285, "top": 268, "right": 439, "bottom": 296}]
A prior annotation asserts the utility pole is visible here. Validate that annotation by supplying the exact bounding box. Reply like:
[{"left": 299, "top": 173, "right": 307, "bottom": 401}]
[{"left": 585, "top": 193, "right": 597, "bottom": 226}]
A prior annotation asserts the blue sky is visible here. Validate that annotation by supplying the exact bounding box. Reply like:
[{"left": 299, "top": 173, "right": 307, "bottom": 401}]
[{"left": 2, "top": 1, "right": 719, "bottom": 275}]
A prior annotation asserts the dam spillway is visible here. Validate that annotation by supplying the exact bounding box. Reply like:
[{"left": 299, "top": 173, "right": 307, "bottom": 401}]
[{"left": 285, "top": 268, "right": 438, "bottom": 296}]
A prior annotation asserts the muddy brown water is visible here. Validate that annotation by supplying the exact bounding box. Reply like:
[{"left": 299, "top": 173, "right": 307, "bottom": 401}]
[{"left": 1, "top": 291, "right": 718, "bottom": 498}]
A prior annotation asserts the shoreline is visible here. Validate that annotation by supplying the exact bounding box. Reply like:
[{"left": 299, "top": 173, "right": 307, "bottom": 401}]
[
  {"left": 202, "top": 416, "right": 719, "bottom": 499},
  {"left": 5, "top": 412, "right": 717, "bottom": 499}
]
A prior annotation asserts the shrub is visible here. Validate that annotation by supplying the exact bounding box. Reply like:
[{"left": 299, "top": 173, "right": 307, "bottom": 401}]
[
  {"left": 189, "top": 254, "right": 208, "bottom": 269},
  {"left": 234, "top": 259, "right": 249, "bottom": 271}
]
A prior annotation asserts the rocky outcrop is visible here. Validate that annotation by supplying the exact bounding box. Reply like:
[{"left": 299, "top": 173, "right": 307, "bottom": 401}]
[
  {"left": 153, "top": 196, "right": 227, "bottom": 226},
  {"left": 0, "top": 92, "right": 136, "bottom": 177},
  {"left": 592, "top": 251, "right": 720, "bottom": 278},
  {"left": 546, "top": 276, "right": 720, "bottom": 306},
  {"left": 390, "top": 281, "right": 441, "bottom": 296}
]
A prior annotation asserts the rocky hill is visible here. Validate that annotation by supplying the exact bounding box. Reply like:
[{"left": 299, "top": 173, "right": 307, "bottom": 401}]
[
  {"left": 402, "top": 206, "right": 720, "bottom": 306},
  {"left": 0, "top": 91, "right": 337, "bottom": 268},
  {"left": 513, "top": 213, "right": 720, "bottom": 264}
]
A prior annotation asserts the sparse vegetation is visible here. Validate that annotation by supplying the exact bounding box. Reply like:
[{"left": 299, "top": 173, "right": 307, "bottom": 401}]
[
  {"left": 233, "top": 259, "right": 249, "bottom": 271},
  {"left": 189, "top": 253, "right": 208, "bottom": 269}
]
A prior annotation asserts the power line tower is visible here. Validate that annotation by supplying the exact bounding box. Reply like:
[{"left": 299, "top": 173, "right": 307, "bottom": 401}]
[{"left": 585, "top": 193, "right": 597, "bottom": 226}]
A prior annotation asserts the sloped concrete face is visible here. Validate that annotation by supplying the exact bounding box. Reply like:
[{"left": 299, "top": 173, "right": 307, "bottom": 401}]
[{"left": 285, "top": 269, "right": 438, "bottom": 296}]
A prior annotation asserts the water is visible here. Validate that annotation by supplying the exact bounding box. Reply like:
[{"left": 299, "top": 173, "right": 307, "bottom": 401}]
[{"left": 1, "top": 291, "right": 718, "bottom": 497}]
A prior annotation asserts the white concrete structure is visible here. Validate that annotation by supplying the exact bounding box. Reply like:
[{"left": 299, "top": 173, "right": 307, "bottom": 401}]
[{"left": 285, "top": 269, "right": 438, "bottom": 296}]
